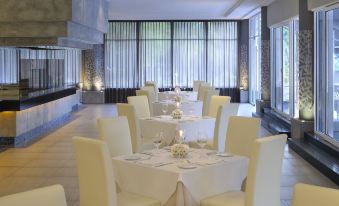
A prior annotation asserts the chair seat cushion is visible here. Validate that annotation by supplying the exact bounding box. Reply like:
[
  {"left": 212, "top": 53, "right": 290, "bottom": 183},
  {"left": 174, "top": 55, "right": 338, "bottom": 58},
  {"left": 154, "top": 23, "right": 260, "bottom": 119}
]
[
  {"left": 201, "top": 191, "right": 245, "bottom": 206},
  {"left": 118, "top": 191, "right": 160, "bottom": 206}
]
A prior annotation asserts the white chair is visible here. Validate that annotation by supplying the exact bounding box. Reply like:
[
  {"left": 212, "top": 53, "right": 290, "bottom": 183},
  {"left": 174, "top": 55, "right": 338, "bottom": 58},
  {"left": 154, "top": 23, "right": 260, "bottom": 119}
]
[
  {"left": 207, "top": 95, "right": 231, "bottom": 118},
  {"left": 136, "top": 89, "right": 155, "bottom": 116},
  {"left": 0, "top": 185, "right": 67, "bottom": 206},
  {"left": 127, "top": 95, "right": 151, "bottom": 118},
  {"left": 145, "top": 81, "right": 159, "bottom": 93},
  {"left": 193, "top": 80, "right": 206, "bottom": 92},
  {"left": 212, "top": 103, "right": 239, "bottom": 152},
  {"left": 97, "top": 116, "right": 133, "bottom": 157},
  {"left": 201, "top": 135, "right": 287, "bottom": 206},
  {"left": 73, "top": 136, "right": 160, "bottom": 206},
  {"left": 202, "top": 90, "right": 220, "bottom": 116},
  {"left": 117, "top": 103, "right": 153, "bottom": 153},
  {"left": 291, "top": 183, "right": 339, "bottom": 206},
  {"left": 198, "top": 84, "right": 213, "bottom": 101},
  {"left": 224, "top": 116, "right": 260, "bottom": 158}
]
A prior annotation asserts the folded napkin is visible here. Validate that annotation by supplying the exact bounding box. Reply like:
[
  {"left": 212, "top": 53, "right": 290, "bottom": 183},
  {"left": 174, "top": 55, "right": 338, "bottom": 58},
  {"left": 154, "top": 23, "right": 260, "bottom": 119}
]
[
  {"left": 189, "top": 158, "right": 222, "bottom": 166},
  {"left": 138, "top": 159, "right": 174, "bottom": 167}
]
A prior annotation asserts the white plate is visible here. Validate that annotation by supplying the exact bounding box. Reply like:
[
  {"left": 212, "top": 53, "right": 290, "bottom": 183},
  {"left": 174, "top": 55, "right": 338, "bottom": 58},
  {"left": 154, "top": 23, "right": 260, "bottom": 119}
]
[
  {"left": 177, "top": 163, "right": 197, "bottom": 169},
  {"left": 124, "top": 155, "right": 141, "bottom": 161},
  {"left": 216, "top": 153, "right": 233, "bottom": 157}
]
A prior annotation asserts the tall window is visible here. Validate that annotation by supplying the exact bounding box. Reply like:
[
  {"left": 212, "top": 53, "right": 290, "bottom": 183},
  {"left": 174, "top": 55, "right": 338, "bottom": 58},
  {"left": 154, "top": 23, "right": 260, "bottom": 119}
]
[
  {"left": 173, "top": 22, "right": 206, "bottom": 87},
  {"left": 315, "top": 9, "right": 339, "bottom": 147},
  {"left": 139, "top": 22, "right": 172, "bottom": 88},
  {"left": 271, "top": 19, "right": 299, "bottom": 118},
  {"left": 105, "top": 21, "right": 238, "bottom": 91},
  {"left": 249, "top": 13, "right": 261, "bottom": 105}
]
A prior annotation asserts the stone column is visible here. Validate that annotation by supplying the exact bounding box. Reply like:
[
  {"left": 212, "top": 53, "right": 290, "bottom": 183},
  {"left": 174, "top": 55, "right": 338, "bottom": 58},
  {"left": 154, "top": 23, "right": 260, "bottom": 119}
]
[
  {"left": 239, "top": 20, "right": 249, "bottom": 103},
  {"left": 292, "top": 0, "right": 314, "bottom": 138},
  {"left": 82, "top": 44, "right": 105, "bottom": 104},
  {"left": 256, "top": 7, "right": 271, "bottom": 113}
]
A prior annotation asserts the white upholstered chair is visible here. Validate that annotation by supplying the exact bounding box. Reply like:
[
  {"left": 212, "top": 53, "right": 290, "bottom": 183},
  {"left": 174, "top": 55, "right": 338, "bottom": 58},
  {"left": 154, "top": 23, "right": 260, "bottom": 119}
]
[
  {"left": 117, "top": 103, "right": 153, "bottom": 153},
  {"left": 193, "top": 80, "right": 206, "bottom": 92},
  {"left": 145, "top": 81, "right": 159, "bottom": 93},
  {"left": 97, "top": 116, "right": 133, "bottom": 157},
  {"left": 198, "top": 84, "right": 213, "bottom": 101},
  {"left": 207, "top": 96, "right": 231, "bottom": 118},
  {"left": 0, "top": 185, "right": 67, "bottom": 206},
  {"left": 73, "top": 136, "right": 160, "bottom": 206},
  {"left": 212, "top": 103, "right": 240, "bottom": 152},
  {"left": 127, "top": 95, "right": 151, "bottom": 118},
  {"left": 136, "top": 89, "right": 155, "bottom": 116},
  {"left": 291, "top": 183, "right": 339, "bottom": 206},
  {"left": 201, "top": 135, "right": 287, "bottom": 206},
  {"left": 202, "top": 90, "right": 220, "bottom": 116},
  {"left": 224, "top": 116, "right": 260, "bottom": 158}
]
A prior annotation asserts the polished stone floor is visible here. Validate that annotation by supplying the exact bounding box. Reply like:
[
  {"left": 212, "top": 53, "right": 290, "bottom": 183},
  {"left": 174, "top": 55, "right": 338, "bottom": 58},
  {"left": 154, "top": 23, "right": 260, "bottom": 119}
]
[{"left": 0, "top": 104, "right": 337, "bottom": 206}]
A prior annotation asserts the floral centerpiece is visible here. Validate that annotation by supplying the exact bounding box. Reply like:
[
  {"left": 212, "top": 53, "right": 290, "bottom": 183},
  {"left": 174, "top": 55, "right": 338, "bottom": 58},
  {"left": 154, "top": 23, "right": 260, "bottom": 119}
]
[
  {"left": 171, "top": 143, "right": 189, "bottom": 158},
  {"left": 171, "top": 108, "right": 183, "bottom": 119}
]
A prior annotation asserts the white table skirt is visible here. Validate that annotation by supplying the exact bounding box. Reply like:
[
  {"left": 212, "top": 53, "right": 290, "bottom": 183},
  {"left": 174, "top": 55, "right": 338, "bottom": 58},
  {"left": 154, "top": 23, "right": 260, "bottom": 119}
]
[
  {"left": 152, "top": 101, "right": 203, "bottom": 117},
  {"left": 112, "top": 149, "right": 249, "bottom": 206},
  {"left": 140, "top": 116, "right": 215, "bottom": 145},
  {"left": 158, "top": 91, "right": 198, "bottom": 102}
]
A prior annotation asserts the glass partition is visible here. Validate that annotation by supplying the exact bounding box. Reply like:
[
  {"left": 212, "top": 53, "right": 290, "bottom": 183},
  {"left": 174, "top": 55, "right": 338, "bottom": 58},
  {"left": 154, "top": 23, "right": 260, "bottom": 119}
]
[{"left": 0, "top": 47, "right": 81, "bottom": 100}]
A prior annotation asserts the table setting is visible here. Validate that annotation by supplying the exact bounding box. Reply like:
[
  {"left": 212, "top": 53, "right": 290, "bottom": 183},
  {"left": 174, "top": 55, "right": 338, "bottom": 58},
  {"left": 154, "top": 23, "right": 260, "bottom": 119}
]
[{"left": 112, "top": 142, "right": 249, "bottom": 206}]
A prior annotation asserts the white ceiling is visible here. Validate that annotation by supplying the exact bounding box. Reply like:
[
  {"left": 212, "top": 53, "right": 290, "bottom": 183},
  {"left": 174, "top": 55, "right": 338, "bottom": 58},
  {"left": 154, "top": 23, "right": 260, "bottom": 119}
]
[{"left": 108, "top": 0, "right": 276, "bottom": 20}]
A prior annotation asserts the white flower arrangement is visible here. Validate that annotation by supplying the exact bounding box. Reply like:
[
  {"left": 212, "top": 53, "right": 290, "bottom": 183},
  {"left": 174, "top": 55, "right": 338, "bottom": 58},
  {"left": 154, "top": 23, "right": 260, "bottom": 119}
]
[
  {"left": 171, "top": 108, "right": 183, "bottom": 119},
  {"left": 171, "top": 144, "right": 189, "bottom": 158}
]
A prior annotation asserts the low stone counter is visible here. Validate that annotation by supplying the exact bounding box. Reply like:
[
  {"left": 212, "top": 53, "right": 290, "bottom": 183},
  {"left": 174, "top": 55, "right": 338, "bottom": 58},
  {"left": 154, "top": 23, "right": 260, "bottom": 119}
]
[{"left": 0, "top": 90, "right": 80, "bottom": 147}]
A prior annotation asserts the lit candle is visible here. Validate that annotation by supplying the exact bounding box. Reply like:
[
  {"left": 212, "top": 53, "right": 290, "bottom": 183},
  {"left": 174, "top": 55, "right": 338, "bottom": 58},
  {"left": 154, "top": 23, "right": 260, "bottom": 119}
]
[{"left": 179, "top": 130, "right": 183, "bottom": 138}]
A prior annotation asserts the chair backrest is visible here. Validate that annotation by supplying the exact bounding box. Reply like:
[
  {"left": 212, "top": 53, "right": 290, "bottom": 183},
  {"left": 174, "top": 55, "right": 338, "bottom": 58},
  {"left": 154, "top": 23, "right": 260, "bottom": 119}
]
[
  {"left": 127, "top": 95, "right": 151, "bottom": 118},
  {"left": 213, "top": 103, "right": 239, "bottom": 152},
  {"left": 117, "top": 103, "right": 141, "bottom": 153},
  {"left": 225, "top": 116, "right": 260, "bottom": 157},
  {"left": 97, "top": 116, "right": 133, "bottom": 157},
  {"left": 245, "top": 135, "right": 287, "bottom": 206},
  {"left": 136, "top": 89, "right": 154, "bottom": 116},
  {"left": 291, "top": 183, "right": 339, "bottom": 206},
  {"left": 207, "top": 95, "right": 231, "bottom": 117},
  {"left": 145, "top": 81, "right": 159, "bottom": 93},
  {"left": 0, "top": 185, "right": 67, "bottom": 206},
  {"left": 73, "top": 136, "right": 118, "bottom": 206},
  {"left": 202, "top": 90, "right": 220, "bottom": 116},
  {"left": 193, "top": 81, "right": 206, "bottom": 92},
  {"left": 198, "top": 85, "right": 213, "bottom": 102}
]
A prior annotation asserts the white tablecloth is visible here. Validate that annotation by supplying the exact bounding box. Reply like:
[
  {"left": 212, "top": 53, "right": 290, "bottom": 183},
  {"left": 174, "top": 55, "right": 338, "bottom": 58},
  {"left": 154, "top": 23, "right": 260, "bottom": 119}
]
[
  {"left": 152, "top": 101, "right": 203, "bottom": 117},
  {"left": 112, "top": 149, "right": 249, "bottom": 206},
  {"left": 140, "top": 116, "right": 215, "bottom": 145},
  {"left": 158, "top": 91, "right": 198, "bottom": 102}
]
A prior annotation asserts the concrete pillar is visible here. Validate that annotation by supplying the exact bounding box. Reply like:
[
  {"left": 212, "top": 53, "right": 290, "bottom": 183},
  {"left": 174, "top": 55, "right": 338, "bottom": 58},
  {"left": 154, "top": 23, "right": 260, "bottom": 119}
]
[
  {"left": 292, "top": 0, "right": 314, "bottom": 138},
  {"left": 239, "top": 20, "right": 249, "bottom": 103},
  {"left": 257, "top": 7, "right": 271, "bottom": 113}
]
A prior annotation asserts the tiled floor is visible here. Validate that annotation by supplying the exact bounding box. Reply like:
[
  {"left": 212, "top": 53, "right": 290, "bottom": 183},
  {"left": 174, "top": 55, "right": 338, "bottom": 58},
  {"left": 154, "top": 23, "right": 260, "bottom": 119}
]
[{"left": 0, "top": 104, "right": 337, "bottom": 206}]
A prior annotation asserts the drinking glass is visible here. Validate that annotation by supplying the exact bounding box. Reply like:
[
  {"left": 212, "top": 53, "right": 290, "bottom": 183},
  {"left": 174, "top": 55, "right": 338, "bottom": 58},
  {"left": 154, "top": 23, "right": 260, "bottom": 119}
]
[
  {"left": 197, "top": 132, "right": 207, "bottom": 149},
  {"left": 162, "top": 103, "right": 168, "bottom": 116},
  {"left": 153, "top": 131, "right": 164, "bottom": 150}
]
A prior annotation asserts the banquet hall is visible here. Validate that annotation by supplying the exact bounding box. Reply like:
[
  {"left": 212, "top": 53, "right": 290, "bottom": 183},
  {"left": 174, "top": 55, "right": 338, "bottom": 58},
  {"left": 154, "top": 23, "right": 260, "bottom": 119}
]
[{"left": 0, "top": 0, "right": 338, "bottom": 206}]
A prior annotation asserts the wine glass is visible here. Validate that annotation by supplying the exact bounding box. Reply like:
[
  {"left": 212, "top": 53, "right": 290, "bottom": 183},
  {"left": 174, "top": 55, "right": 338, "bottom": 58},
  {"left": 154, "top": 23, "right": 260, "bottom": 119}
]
[
  {"left": 197, "top": 132, "right": 207, "bottom": 149},
  {"left": 188, "top": 101, "right": 194, "bottom": 117},
  {"left": 153, "top": 131, "right": 164, "bottom": 151},
  {"left": 162, "top": 103, "right": 168, "bottom": 116}
]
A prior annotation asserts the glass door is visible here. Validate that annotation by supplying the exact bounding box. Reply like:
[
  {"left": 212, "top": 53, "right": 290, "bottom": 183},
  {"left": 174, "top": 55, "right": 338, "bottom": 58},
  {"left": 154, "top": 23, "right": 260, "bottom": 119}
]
[
  {"left": 271, "top": 19, "right": 299, "bottom": 119},
  {"left": 249, "top": 13, "right": 261, "bottom": 105},
  {"left": 315, "top": 8, "right": 339, "bottom": 147}
]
